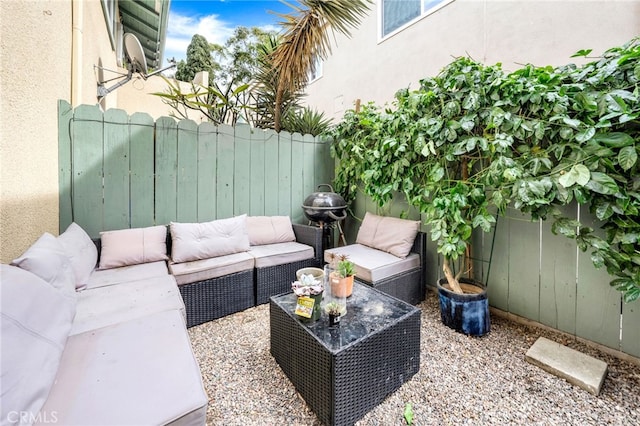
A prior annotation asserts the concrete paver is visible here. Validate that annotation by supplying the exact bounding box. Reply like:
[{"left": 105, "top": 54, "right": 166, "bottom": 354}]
[{"left": 525, "top": 336, "right": 608, "bottom": 395}]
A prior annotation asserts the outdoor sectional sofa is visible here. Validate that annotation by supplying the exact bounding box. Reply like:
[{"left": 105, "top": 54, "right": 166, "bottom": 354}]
[
  {"left": 1, "top": 215, "right": 323, "bottom": 425},
  {"left": 3, "top": 212, "right": 428, "bottom": 424},
  {"left": 2, "top": 223, "right": 207, "bottom": 426}
]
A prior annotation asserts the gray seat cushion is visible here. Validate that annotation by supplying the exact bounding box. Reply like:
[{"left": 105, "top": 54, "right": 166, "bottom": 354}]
[
  {"left": 325, "top": 244, "right": 420, "bottom": 283},
  {"left": 70, "top": 275, "right": 185, "bottom": 335},
  {"left": 85, "top": 261, "right": 169, "bottom": 290},
  {"left": 168, "top": 252, "right": 255, "bottom": 286},
  {"left": 249, "top": 242, "right": 315, "bottom": 268},
  {"left": 36, "top": 310, "right": 208, "bottom": 426}
]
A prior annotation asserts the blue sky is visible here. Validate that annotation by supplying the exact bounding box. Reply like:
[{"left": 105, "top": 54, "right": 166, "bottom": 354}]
[{"left": 165, "top": 0, "right": 295, "bottom": 63}]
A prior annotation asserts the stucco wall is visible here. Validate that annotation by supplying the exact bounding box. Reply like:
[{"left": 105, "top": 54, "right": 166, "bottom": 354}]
[
  {"left": 0, "top": 0, "right": 121, "bottom": 262},
  {"left": 0, "top": 0, "right": 201, "bottom": 262},
  {"left": 80, "top": 0, "right": 203, "bottom": 120},
  {"left": 305, "top": 0, "right": 640, "bottom": 121},
  {"left": 117, "top": 74, "right": 209, "bottom": 122},
  {"left": 0, "top": 0, "right": 72, "bottom": 262},
  {"left": 81, "top": 0, "right": 120, "bottom": 110}
]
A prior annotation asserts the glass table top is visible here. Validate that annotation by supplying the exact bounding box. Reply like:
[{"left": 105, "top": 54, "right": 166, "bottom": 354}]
[{"left": 271, "top": 281, "right": 419, "bottom": 352}]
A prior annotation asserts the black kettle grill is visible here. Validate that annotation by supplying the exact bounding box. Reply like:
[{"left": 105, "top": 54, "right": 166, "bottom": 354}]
[{"left": 302, "top": 184, "right": 348, "bottom": 248}]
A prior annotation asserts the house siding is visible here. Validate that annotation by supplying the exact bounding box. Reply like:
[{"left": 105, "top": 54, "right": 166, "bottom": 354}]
[
  {"left": 304, "top": 0, "right": 640, "bottom": 358},
  {"left": 305, "top": 0, "right": 640, "bottom": 122},
  {"left": 0, "top": 0, "right": 73, "bottom": 262},
  {"left": 0, "top": 0, "right": 182, "bottom": 262}
]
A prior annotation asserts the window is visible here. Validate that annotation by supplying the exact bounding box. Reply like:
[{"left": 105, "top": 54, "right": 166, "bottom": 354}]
[
  {"left": 382, "top": 0, "right": 421, "bottom": 37},
  {"left": 308, "top": 55, "right": 323, "bottom": 83},
  {"left": 381, "top": 0, "right": 454, "bottom": 38},
  {"left": 101, "top": 0, "right": 117, "bottom": 48}
]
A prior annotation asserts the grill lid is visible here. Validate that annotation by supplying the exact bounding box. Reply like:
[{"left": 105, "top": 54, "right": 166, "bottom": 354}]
[
  {"left": 302, "top": 184, "right": 347, "bottom": 209},
  {"left": 302, "top": 184, "right": 347, "bottom": 222}
]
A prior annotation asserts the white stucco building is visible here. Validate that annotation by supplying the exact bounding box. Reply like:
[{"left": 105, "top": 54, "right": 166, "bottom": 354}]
[
  {"left": 305, "top": 0, "right": 640, "bottom": 121},
  {"left": 0, "top": 0, "right": 176, "bottom": 262}
]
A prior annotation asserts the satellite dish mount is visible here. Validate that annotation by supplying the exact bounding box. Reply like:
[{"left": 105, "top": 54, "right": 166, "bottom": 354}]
[{"left": 97, "top": 33, "right": 175, "bottom": 100}]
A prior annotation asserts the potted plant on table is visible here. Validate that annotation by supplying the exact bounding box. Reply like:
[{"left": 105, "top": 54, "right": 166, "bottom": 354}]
[
  {"left": 324, "top": 301, "right": 345, "bottom": 326},
  {"left": 327, "top": 253, "right": 355, "bottom": 298},
  {"left": 292, "top": 272, "right": 324, "bottom": 322}
]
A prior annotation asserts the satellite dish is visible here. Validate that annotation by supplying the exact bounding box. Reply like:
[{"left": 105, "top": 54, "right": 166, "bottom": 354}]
[
  {"left": 97, "top": 33, "right": 175, "bottom": 100},
  {"left": 124, "top": 33, "right": 148, "bottom": 75}
]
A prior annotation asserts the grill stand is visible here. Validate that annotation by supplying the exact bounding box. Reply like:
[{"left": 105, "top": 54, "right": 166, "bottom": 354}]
[{"left": 310, "top": 220, "right": 347, "bottom": 251}]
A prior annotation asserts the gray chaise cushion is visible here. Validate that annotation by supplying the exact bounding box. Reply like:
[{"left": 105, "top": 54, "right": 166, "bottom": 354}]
[
  {"left": 1, "top": 265, "right": 76, "bottom": 423},
  {"left": 70, "top": 275, "right": 185, "bottom": 335},
  {"left": 35, "top": 310, "right": 208, "bottom": 426}
]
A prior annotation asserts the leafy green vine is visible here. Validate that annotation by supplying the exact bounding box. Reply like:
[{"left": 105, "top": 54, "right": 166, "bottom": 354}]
[{"left": 330, "top": 38, "right": 640, "bottom": 301}]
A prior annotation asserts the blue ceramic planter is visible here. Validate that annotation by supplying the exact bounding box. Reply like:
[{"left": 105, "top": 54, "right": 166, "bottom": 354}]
[{"left": 437, "top": 278, "right": 490, "bottom": 336}]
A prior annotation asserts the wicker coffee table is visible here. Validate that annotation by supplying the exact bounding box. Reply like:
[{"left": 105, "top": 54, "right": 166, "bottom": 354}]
[{"left": 269, "top": 281, "right": 421, "bottom": 426}]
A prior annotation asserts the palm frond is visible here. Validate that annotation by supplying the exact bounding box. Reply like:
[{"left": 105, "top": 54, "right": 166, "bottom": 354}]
[
  {"left": 282, "top": 106, "right": 332, "bottom": 136},
  {"left": 272, "top": 0, "right": 371, "bottom": 91},
  {"left": 302, "top": 0, "right": 372, "bottom": 36}
]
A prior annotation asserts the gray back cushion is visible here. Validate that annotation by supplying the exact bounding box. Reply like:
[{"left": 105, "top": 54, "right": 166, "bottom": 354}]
[{"left": 1, "top": 264, "right": 75, "bottom": 422}]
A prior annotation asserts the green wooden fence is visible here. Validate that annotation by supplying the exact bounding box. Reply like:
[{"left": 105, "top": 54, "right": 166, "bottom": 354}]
[
  {"left": 58, "top": 100, "right": 332, "bottom": 237},
  {"left": 58, "top": 100, "right": 639, "bottom": 359},
  {"left": 488, "top": 207, "right": 640, "bottom": 359},
  {"left": 346, "top": 190, "right": 640, "bottom": 359}
]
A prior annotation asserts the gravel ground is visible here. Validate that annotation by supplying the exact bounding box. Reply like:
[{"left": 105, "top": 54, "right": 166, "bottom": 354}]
[{"left": 188, "top": 293, "right": 640, "bottom": 425}]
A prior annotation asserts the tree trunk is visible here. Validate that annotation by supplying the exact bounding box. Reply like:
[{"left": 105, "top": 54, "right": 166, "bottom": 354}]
[
  {"left": 465, "top": 243, "right": 473, "bottom": 280},
  {"left": 443, "top": 258, "right": 464, "bottom": 294},
  {"left": 274, "top": 84, "right": 284, "bottom": 132},
  {"left": 461, "top": 157, "right": 473, "bottom": 279}
]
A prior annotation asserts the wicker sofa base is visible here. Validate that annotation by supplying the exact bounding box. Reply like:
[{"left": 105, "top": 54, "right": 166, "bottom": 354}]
[
  {"left": 255, "top": 257, "right": 322, "bottom": 305},
  {"left": 360, "top": 267, "right": 424, "bottom": 305},
  {"left": 179, "top": 269, "right": 254, "bottom": 327},
  {"left": 177, "top": 223, "right": 323, "bottom": 326}
]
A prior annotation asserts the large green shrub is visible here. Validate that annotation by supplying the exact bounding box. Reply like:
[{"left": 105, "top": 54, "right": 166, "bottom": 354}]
[{"left": 330, "top": 38, "right": 640, "bottom": 301}]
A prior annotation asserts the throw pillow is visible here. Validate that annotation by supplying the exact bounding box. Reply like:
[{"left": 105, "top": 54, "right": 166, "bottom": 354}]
[
  {"left": 11, "top": 233, "right": 77, "bottom": 299},
  {"left": 246, "top": 216, "right": 296, "bottom": 245},
  {"left": 57, "top": 222, "right": 98, "bottom": 289},
  {"left": 1, "top": 264, "right": 76, "bottom": 424},
  {"left": 355, "top": 212, "right": 383, "bottom": 248},
  {"left": 98, "top": 225, "right": 168, "bottom": 269},
  {"left": 356, "top": 212, "right": 420, "bottom": 258},
  {"left": 170, "top": 215, "right": 250, "bottom": 263}
]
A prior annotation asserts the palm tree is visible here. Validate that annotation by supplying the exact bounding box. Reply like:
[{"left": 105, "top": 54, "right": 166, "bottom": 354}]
[
  {"left": 270, "top": 0, "right": 372, "bottom": 132},
  {"left": 252, "top": 33, "right": 303, "bottom": 129}
]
